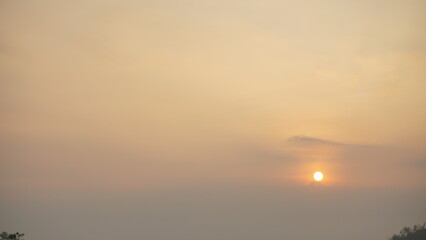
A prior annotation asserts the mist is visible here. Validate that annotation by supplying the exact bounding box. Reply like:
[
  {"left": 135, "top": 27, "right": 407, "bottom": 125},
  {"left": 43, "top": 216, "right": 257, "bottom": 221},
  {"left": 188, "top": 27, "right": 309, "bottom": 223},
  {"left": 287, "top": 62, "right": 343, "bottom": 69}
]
[{"left": 1, "top": 0, "right": 426, "bottom": 239}]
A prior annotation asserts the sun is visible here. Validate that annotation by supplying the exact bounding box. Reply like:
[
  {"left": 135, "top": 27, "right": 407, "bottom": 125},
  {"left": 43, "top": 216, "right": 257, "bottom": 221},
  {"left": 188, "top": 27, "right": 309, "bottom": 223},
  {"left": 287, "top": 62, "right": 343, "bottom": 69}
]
[{"left": 313, "top": 171, "right": 324, "bottom": 181}]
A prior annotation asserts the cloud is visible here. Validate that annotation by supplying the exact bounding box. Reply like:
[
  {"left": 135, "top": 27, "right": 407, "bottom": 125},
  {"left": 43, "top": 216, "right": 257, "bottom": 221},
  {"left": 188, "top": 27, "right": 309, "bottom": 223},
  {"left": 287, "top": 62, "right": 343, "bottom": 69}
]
[
  {"left": 288, "top": 135, "right": 341, "bottom": 145},
  {"left": 276, "top": 135, "right": 426, "bottom": 188}
]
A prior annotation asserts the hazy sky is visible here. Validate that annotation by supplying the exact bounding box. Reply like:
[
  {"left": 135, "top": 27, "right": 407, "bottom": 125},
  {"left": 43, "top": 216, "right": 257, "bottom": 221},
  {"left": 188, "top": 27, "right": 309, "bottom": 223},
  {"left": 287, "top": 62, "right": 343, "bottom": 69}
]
[{"left": 1, "top": 0, "right": 426, "bottom": 240}]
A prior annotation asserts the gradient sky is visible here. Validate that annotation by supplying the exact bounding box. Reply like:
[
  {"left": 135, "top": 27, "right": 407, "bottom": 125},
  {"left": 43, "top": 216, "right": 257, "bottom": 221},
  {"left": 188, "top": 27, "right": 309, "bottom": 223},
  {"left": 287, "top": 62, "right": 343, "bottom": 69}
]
[{"left": 1, "top": 0, "right": 426, "bottom": 240}]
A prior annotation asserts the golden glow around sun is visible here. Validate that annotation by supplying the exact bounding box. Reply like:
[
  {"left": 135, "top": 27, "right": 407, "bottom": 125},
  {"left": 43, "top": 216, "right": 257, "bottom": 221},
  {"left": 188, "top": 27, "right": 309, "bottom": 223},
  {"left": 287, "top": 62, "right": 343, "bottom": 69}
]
[{"left": 313, "top": 171, "right": 324, "bottom": 181}]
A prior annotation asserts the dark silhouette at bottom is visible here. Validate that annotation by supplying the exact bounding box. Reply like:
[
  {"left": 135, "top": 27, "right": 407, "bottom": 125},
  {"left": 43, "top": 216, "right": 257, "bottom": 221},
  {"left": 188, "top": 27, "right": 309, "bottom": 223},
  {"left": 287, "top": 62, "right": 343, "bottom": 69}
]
[
  {"left": 2, "top": 223, "right": 426, "bottom": 240},
  {"left": 389, "top": 223, "right": 426, "bottom": 240},
  {"left": 0, "top": 232, "right": 25, "bottom": 240}
]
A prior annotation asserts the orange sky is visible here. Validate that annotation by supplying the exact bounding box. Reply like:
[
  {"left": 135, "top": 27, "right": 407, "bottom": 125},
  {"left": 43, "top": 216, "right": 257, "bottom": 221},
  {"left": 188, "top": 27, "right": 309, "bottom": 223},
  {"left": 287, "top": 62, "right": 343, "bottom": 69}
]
[{"left": 1, "top": 1, "right": 426, "bottom": 239}]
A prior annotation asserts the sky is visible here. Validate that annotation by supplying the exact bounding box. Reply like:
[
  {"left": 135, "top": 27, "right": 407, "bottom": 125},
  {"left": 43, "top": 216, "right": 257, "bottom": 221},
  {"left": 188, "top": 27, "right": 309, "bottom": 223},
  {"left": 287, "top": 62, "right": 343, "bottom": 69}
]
[{"left": 1, "top": 0, "right": 426, "bottom": 239}]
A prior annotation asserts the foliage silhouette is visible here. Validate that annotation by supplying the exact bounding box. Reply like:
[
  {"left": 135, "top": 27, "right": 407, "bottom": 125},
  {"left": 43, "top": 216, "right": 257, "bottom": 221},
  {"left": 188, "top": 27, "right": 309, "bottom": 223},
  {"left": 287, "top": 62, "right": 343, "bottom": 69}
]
[
  {"left": 0, "top": 232, "right": 25, "bottom": 240},
  {"left": 389, "top": 223, "right": 426, "bottom": 240}
]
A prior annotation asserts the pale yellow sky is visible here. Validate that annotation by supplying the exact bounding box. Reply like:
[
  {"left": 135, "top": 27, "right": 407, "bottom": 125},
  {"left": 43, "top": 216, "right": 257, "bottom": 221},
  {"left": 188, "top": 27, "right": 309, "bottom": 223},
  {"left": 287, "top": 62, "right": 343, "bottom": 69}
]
[
  {"left": 1, "top": 0, "right": 426, "bottom": 185},
  {"left": 2, "top": 0, "right": 425, "bottom": 147},
  {"left": 1, "top": 1, "right": 426, "bottom": 239}
]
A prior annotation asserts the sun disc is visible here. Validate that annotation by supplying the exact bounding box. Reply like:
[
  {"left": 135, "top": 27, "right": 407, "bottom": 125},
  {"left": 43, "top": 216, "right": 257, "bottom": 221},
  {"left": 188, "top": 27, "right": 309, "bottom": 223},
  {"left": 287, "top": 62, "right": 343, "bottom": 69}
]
[{"left": 313, "top": 171, "right": 324, "bottom": 181}]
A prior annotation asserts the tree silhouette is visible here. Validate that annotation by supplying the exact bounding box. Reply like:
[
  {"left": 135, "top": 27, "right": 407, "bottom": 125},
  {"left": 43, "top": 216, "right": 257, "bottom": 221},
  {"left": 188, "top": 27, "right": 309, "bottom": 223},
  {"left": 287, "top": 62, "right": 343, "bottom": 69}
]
[
  {"left": 0, "top": 232, "right": 24, "bottom": 240},
  {"left": 389, "top": 223, "right": 426, "bottom": 240}
]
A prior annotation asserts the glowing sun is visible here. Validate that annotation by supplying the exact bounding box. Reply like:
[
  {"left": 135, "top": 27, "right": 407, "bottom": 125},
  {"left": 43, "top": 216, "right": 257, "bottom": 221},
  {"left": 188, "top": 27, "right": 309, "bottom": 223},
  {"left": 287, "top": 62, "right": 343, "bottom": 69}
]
[{"left": 313, "top": 171, "right": 324, "bottom": 181}]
